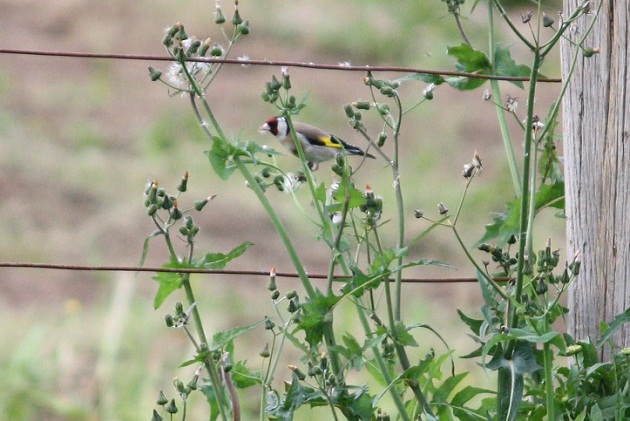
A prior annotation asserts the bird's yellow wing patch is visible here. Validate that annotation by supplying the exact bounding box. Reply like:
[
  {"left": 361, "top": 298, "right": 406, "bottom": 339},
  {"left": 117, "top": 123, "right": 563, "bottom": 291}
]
[{"left": 306, "top": 134, "right": 344, "bottom": 149}]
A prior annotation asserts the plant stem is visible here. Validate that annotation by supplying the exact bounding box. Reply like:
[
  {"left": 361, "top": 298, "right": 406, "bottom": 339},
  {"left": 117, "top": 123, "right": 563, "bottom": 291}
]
[
  {"left": 488, "top": 2, "right": 521, "bottom": 195},
  {"left": 233, "top": 158, "right": 315, "bottom": 298},
  {"left": 391, "top": 94, "right": 405, "bottom": 322},
  {"left": 233, "top": 157, "right": 345, "bottom": 387},
  {"left": 507, "top": 49, "right": 541, "bottom": 356},
  {"left": 355, "top": 302, "right": 411, "bottom": 421}
]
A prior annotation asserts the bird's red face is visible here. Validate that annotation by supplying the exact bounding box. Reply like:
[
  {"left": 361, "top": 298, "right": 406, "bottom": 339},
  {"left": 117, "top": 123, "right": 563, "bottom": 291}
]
[{"left": 259, "top": 117, "right": 279, "bottom": 136}]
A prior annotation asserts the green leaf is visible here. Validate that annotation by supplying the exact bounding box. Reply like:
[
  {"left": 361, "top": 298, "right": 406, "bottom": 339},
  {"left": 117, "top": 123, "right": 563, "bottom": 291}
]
[
  {"left": 391, "top": 258, "right": 454, "bottom": 273},
  {"left": 393, "top": 321, "right": 418, "bottom": 347},
  {"left": 493, "top": 44, "right": 532, "bottom": 89},
  {"left": 152, "top": 271, "right": 182, "bottom": 309},
  {"left": 445, "top": 44, "right": 492, "bottom": 91},
  {"left": 200, "top": 383, "right": 221, "bottom": 421},
  {"left": 496, "top": 364, "right": 523, "bottom": 421},
  {"left": 152, "top": 258, "right": 193, "bottom": 309},
  {"left": 230, "top": 360, "right": 262, "bottom": 388},
  {"left": 206, "top": 136, "right": 238, "bottom": 180},
  {"left": 474, "top": 197, "right": 522, "bottom": 248},
  {"left": 448, "top": 44, "right": 492, "bottom": 73},
  {"left": 211, "top": 319, "right": 265, "bottom": 350},
  {"left": 535, "top": 182, "right": 565, "bottom": 210},
  {"left": 313, "top": 182, "right": 327, "bottom": 203},
  {"left": 335, "top": 182, "right": 366, "bottom": 209},
  {"left": 294, "top": 292, "right": 341, "bottom": 347},
  {"left": 489, "top": 342, "right": 540, "bottom": 421},
  {"left": 198, "top": 241, "right": 252, "bottom": 269},
  {"left": 394, "top": 73, "right": 446, "bottom": 85},
  {"left": 506, "top": 328, "right": 559, "bottom": 344},
  {"left": 457, "top": 309, "right": 484, "bottom": 336},
  {"left": 597, "top": 307, "right": 630, "bottom": 348},
  {"left": 433, "top": 372, "right": 468, "bottom": 403},
  {"left": 451, "top": 385, "right": 495, "bottom": 407}
]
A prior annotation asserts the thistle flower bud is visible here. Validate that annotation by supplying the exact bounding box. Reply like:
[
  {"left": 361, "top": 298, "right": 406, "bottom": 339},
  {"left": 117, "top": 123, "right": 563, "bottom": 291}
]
[
  {"left": 170, "top": 205, "right": 183, "bottom": 221},
  {"left": 288, "top": 365, "right": 306, "bottom": 381},
  {"left": 520, "top": 11, "right": 533, "bottom": 24},
  {"left": 377, "top": 103, "right": 390, "bottom": 116},
  {"left": 344, "top": 103, "right": 355, "bottom": 118},
  {"left": 260, "top": 343, "right": 270, "bottom": 358},
  {"left": 286, "top": 290, "right": 297, "bottom": 299},
  {"left": 232, "top": 8, "right": 243, "bottom": 26},
  {"left": 282, "top": 66, "right": 291, "bottom": 89},
  {"left": 148, "top": 66, "right": 162, "bottom": 81},
  {"left": 165, "top": 314, "right": 174, "bottom": 327},
  {"left": 267, "top": 267, "right": 277, "bottom": 291},
  {"left": 210, "top": 43, "right": 224, "bottom": 57},
  {"left": 166, "top": 399, "right": 178, "bottom": 414},
  {"left": 238, "top": 20, "right": 250, "bottom": 35},
  {"left": 156, "top": 390, "right": 169, "bottom": 406},
  {"left": 463, "top": 163, "right": 474, "bottom": 178},
  {"left": 542, "top": 13, "right": 554, "bottom": 27},
  {"left": 194, "top": 198, "right": 209, "bottom": 211},
  {"left": 214, "top": 6, "right": 226, "bottom": 24},
  {"left": 438, "top": 202, "right": 448, "bottom": 215},
  {"left": 413, "top": 209, "right": 424, "bottom": 218},
  {"left": 565, "top": 344, "right": 582, "bottom": 356},
  {"left": 423, "top": 83, "right": 436, "bottom": 100},
  {"left": 161, "top": 194, "right": 174, "bottom": 210},
  {"left": 377, "top": 132, "right": 388, "bottom": 147},
  {"left": 353, "top": 101, "right": 371, "bottom": 110},
  {"left": 186, "top": 39, "right": 201, "bottom": 55},
  {"left": 151, "top": 410, "right": 163, "bottom": 421},
  {"left": 187, "top": 374, "right": 199, "bottom": 390},
  {"left": 583, "top": 47, "right": 599, "bottom": 57},
  {"left": 174, "top": 24, "right": 188, "bottom": 41},
  {"left": 287, "top": 298, "right": 300, "bottom": 313},
  {"left": 264, "top": 318, "right": 275, "bottom": 330},
  {"left": 198, "top": 38, "right": 211, "bottom": 56},
  {"left": 270, "top": 290, "right": 280, "bottom": 300}
]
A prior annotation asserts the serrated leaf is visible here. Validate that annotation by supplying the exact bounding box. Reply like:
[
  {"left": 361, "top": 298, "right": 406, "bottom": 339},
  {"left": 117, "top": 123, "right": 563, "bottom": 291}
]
[
  {"left": 445, "top": 75, "right": 488, "bottom": 91},
  {"left": 393, "top": 321, "right": 418, "bottom": 347},
  {"left": 597, "top": 307, "right": 630, "bottom": 347},
  {"left": 211, "top": 319, "right": 265, "bottom": 350},
  {"left": 391, "top": 258, "right": 454, "bottom": 273},
  {"left": 506, "top": 328, "right": 559, "bottom": 344},
  {"left": 445, "top": 44, "right": 492, "bottom": 91},
  {"left": 494, "top": 44, "right": 532, "bottom": 89},
  {"left": 332, "top": 182, "right": 365, "bottom": 210},
  {"left": 152, "top": 271, "right": 183, "bottom": 309},
  {"left": 457, "top": 309, "right": 484, "bottom": 336},
  {"left": 395, "top": 73, "right": 446, "bottom": 85},
  {"left": 199, "top": 241, "right": 252, "bottom": 269},
  {"left": 448, "top": 44, "right": 492, "bottom": 73},
  {"left": 206, "top": 136, "right": 238, "bottom": 180},
  {"left": 230, "top": 361, "right": 262, "bottom": 388},
  {"left": 535, "top": 181, "right": 565, "bottom": 210},
  {"left": 294, "top": 292, "right": 341, "bottom": 347},
  {"left": 313, "top": 181, "right": 327, "bottom": 203},
  {"left": 474, "top": 197, "right": 522, "bottom": 248}
]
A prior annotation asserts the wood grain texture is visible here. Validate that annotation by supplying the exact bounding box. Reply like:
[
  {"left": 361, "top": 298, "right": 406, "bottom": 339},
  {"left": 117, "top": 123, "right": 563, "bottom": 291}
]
[{"left": 561, "top": 0, "right": 630, "bottom": 356}]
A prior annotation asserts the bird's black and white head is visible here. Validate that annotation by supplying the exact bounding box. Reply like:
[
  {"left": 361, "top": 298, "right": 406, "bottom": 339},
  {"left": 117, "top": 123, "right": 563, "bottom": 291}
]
[{"left": 258, "top": 116, "right": 289, "bottom": 138}]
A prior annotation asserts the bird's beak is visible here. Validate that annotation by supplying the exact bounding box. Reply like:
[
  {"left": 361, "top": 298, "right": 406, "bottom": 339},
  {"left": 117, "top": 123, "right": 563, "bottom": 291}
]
[{"left": 258, "top": 123, "right": 270, "bottom": 133}]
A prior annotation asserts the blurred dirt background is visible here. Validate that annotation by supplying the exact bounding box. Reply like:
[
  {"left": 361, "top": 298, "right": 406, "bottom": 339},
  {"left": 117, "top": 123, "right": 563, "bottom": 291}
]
[{"left": 0, "top": 0, "right": 564, "bottom": 419}]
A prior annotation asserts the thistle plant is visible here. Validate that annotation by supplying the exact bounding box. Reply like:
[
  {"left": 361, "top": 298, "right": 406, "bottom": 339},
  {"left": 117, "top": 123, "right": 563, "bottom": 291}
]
[{"left": 141, "top": 1, "right": 630, "bottom": 420}]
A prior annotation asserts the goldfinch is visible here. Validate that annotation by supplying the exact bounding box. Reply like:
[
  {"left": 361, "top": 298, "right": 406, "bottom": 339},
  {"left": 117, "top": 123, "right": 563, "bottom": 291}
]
[{"left": 258, "top": 116, "right": 376, "bottom": 170}]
